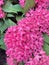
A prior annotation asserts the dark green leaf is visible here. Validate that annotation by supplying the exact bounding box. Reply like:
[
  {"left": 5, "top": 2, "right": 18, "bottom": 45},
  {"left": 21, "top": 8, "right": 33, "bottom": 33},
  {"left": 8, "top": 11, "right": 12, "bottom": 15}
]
[
  {"left": 5, "top": 19, "right": 16, "bottom": 26},
  {"left": 0, "top": 34, "right": 6, "bottom": 50},
  {"left": 0, "top": 20, "right": 4, "bottom": 27},
  {"left": 0, "top": 19, "right": 16, "bottom": 33}
]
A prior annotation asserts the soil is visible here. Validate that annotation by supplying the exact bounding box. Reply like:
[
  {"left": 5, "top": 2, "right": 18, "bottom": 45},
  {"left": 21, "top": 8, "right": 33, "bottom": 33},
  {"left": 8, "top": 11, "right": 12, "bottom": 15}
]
[{"left": 0, "top": 48, "right": 6, "bottom": 65}]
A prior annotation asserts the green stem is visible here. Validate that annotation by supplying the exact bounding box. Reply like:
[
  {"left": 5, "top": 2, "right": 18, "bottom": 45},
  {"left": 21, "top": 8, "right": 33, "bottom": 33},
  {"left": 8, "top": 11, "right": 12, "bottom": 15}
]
[{"left": 23, "top": 0, "right": 35, "bottom": 13}]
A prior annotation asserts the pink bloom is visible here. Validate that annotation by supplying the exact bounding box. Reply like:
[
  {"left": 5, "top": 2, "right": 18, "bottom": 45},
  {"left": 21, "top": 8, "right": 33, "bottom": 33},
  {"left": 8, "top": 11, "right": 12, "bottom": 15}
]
[
  {"left": 25, "top": 55, "right": 49, "bottom": 65},
  {"left": 4, "top": 9, "right": 49, "bottom": 64},
  {"left": 0, "top": 0, "right": 4, "bottom": 6},
  {"left": 4, "top": 17, "right": 44, "bottom": 62},
  {"left": 0, "top": 7, "right": 5, "bottom": 18},
  {"left": 19, "top": 0, "right": 25, "bottom": 7},
  {"left": 7, "top": 57, "right": 15, "bottom": 65},
  {"left": 26, "top": 9, "right": 49, "bottom": 35},
  {"left": 4, "top": 1, "right": 49, "bottom": 64},
  {"left": 35, "top": 0, "right": 49, "bottom": 9}
]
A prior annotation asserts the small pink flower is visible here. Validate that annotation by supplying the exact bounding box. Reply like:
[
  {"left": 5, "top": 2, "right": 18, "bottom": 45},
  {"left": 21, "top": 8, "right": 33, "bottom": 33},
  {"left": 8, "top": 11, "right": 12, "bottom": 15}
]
[
  {"left": 7, "top": 57, "right": 15, "bottom": 65},
  {"left": 0, "top": 7, "right": 5, "bottom": 18},
  {"left": 35, "top": 0, "right": 48, "bottom": 8},
  {"left": 0, "top": 0, "right": 4, "bottom": 6},
  {"left": 19, "top": 0, "right": 25, "bottom": 7}
]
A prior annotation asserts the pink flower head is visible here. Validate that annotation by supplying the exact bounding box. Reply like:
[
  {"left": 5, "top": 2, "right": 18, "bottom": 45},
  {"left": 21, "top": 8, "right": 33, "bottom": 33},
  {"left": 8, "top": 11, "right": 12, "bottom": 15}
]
[
  {"left": 0, "top": 0, "right": 4, "bottom": 6},
  {"left": 25, "top": 54, "right": 49, "bottom": 65},
  {"left": 4, "top": 1, "right": 49, "bottom": 64},
  {"left": 4, "top": 16, "right": 44, "bottom": 62},
  {"left": 4, "top": 7, "right": 49, "bottom": 64},
  {"left": 26, "top": 9, "right": 49, "bottom": 35},
  {"left": 7, "top": 57, "right": 15, "bottom": 65},
  {"left": 0, "top": 7, "right": 5, "bottom": 18},
  {"left": 19, "top": 0, "right": 25, "bottom": 7},
  {"left": 35, "top": 0, "right": 49, "bottom": 9}
]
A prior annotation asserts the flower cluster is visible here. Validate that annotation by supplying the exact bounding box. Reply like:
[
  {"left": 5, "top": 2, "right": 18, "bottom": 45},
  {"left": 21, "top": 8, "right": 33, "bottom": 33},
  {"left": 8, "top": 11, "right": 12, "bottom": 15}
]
[
  {"left": 4, "top": 11, "right": 49, "bottom": 65},
  {"left": 25, "top": 55, "right": 49, "bottom": 65},
  {"left": 4, "top": 21, "right": 44, "bottom": 62},
  {"left": 4, "top": 0, "right": 49, "bottom": 65},
  {"left": 26, "top": 9, "right": 49, "bottom": 35},
  {"left": 0, "top": 0, "right": 5, "bottom": 18},
  {"left": 35, "top": 0, "right": 49, "bottom": 9}
]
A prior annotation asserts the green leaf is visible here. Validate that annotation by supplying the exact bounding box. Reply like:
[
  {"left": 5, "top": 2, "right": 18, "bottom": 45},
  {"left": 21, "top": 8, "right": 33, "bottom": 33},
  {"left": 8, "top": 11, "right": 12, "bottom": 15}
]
[
  {"left": 0, "top": 19, "right": 16, "bottom": 33},
  {"left": 24, "top": 0, "right": 35, "bottom": 13},
  {"left": 5, "top": 19, "right": 16, "bottom": 26},
  {"left": 3, "top": 1, "right": 23, "bottom": 13},
  {"left": 0, "top": 34, "right": 6, "bottom": 50},
  {"left": 43, "top": 34, "right": 49, "bottom": 44},
  {"left": 43, "top": 34, "right": 49, "bottom": 55},
  {"left": 13, "top": 5, "right": 23, "bottom": 12},
  {"left": 43, "top": 43, "right": 49, "bottom": 55},
  {"left": 0, "top": 20, "right": 4, "bottom": 27},
  {"left": 7, "top": 14, "right": 14, "bottom": 17},
  {"left": 0, "top": 22, "right": 8, "bottom": 33},
  {"left": 16, "top": 15, "right": 23, "bottom": 21}
]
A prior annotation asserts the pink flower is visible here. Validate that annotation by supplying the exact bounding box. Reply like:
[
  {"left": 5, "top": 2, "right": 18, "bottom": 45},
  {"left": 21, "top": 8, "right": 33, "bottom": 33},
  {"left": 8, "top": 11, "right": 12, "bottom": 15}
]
[
  {"left": 4, "top": 1, "right": 49, "bottom": 64},
  {"left": 0, "top": 7, "right": 5, "bottom": 18},
  {"left": 4, "top": 17, "right": 44, "bottom": 62},
  {"left": 19, "top": 0, "right": 25, "bottom": 7},
  {"left": 4, "top": 8, "right": 49, "bottom": 64},
  {"left": 7, "top": 57, "right": 15, "bottom": 65},
  {"left": 25, "top": 55, "right": 49, "bottom": 65},
  {"left": 26, "top": 9, "right": 49, "bottom": 35},
  {"left": 35, "top": 0, "right": 49, "bottom": 9},
  {"left": 0, "top": 0, "right": 4, "bottom": 6},
  {"left": 0, "top": 0, "right": 5, "bottom": 19}
]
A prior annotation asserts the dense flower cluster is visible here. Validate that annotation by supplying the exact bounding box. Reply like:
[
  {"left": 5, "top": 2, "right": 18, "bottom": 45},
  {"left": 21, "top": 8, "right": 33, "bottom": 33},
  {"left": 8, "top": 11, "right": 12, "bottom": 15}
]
[
  {"left": 4, "top": 10, "right": 49, "bottom": 65},
  {"left": 4, "top": 0, "right": 49, "bottom": 65},
  {"left": 0, "top": 0, "right": 5, "bottom": 18},
  {"left": 26, "top": 9, "right": 49, "bottom": 35},
  {"left": 25, "top": 55, "right": 49, "bottom": 65},
  {"left": 7, "top": 50, "right": 49, "bottom": 65},
  {"left": 35, "top": 0, "right": 49, "bottom": 9},
  {"left": 4, "top": 23, "right": 44, "bottom": 61}
]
